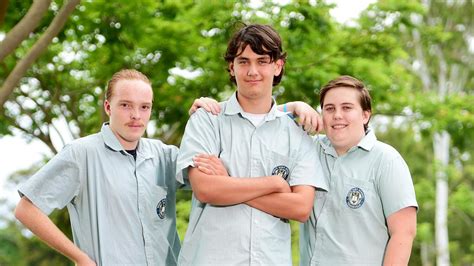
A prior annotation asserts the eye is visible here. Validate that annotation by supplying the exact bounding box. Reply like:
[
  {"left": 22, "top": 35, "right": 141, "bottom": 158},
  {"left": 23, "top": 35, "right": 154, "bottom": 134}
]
[
  {"left": 142, "top": 105, "right": 151, "bottom": 110},
  {"left": 258, "top": 59, "right": 271, "bottom": 65},
  {"left": 324, "top": 106, "right": 335, "bottom": 112},
  {"left": 120, "top": 103, "right": 130, "bottom": 108},
  {"left": 343, "top": 106, "right": 353, "bottom": 111},
  {"left": 237, "top": 60, "right": 248, "bottom": 65}
]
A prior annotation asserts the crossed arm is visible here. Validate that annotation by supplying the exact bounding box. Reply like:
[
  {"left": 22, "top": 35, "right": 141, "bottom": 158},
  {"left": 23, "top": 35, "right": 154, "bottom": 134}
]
[{"left": 191, "top": 154, "right": 315, "bottom": 222}]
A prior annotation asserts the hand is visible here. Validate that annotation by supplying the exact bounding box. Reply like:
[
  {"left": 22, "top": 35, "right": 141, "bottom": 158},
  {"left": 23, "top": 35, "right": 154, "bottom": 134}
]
[
  {"left": 193, "top": 154, "right": 229, "bottom": 176},
  {"left": 189, "top": 97, "right": 221, "bottom": 116},
  {"left": 288, "top": 101, "right": 323, "bottom": 134},
  {"left": 271, "top": 175, "right": 291, "bottom": 193}
]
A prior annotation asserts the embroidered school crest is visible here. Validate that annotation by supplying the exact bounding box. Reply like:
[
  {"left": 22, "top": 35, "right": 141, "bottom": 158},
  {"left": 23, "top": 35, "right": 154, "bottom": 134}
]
[
  {"left": 156, "top": 198, "right": 167, "bottom": 219},
  {"left": 272, "top": 165, "right": 290, "bottom": 181},
  {"left": 346, "top": 187, "right": 365, "bottom": 209}
]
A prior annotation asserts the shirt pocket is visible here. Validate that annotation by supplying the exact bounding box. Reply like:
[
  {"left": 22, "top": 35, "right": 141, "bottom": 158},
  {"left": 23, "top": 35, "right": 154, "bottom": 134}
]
[
  {"left": 266, "top": 150, "right": 295, "bottom": 182},
  {"left": 340, "top": 177, "right": 374, "bottom": 216},
  {"left": 151, "top": 185, "right": 168, "bottom": 223}
]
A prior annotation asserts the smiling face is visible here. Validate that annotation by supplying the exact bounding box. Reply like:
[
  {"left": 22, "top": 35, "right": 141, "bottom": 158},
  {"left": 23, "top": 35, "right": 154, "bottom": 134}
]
[
  {"left": 104, "top": 79, "right": 153, "bottom": 150},
  {"left": 229, "top": 45, "right": 283, "bottom": 108},
  {"left": 322, "top": 86, "right": 371, "bottom": 155}
]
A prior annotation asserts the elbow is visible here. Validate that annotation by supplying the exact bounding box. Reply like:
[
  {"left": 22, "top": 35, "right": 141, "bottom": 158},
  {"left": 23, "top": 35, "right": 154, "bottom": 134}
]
[
  {"left": 192, "top": 184, "right": 220, "bottom": 204},
  {"left": 407, "top": 225, "right": 417, "bottom": 241},
  {"left": 193, "top": 188, "right": 212, "bottom": 203},
  {"left": 14, "top": 198, "right": 28, "bottom": 223},
  {"left": 294, "top": 205, "right": 312, "bottom": 223}
]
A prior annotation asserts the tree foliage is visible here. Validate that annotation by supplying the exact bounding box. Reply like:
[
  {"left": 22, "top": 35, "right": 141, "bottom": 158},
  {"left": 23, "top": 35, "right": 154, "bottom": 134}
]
[{"left": 0, "top": 0, "right": 472, "bottom": 264}]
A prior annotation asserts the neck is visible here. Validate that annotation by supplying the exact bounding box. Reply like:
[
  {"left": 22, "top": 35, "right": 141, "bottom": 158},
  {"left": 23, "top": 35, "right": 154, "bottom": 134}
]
[
  {"left": 236, "top": 93, "right": 272, "bottom": 114},
  {"left": 334, "top": 131, "right": 365, "bottom": 156}
]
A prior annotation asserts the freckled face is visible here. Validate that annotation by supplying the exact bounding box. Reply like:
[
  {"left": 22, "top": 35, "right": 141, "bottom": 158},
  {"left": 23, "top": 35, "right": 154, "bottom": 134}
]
[{"left": 104, "top": 79, "right": 153, "bottom": 150}]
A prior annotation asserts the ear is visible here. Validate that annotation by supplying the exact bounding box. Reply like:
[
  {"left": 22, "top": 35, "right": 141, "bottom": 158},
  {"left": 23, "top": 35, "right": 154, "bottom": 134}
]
[
  {"left": 229, "top": 62, "right": 235, "bottom": 76},
  {"left": 274, "top": 59, "right": 283, "bottom": 76},
  {"left": 104, "top": 100, "right": 111, "bottom": 116},
  {"left": 362, "top": 110, "right": 371, "bottom": 124}
]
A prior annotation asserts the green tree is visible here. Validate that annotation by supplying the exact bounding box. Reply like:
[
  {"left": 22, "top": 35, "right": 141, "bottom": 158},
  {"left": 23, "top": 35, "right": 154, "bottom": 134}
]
[
  {"left": 2, "top": 0, "right": 472, "bottom": 264},
  {"left": 359, "top": 1, "right": 474, "bottom": 264}
]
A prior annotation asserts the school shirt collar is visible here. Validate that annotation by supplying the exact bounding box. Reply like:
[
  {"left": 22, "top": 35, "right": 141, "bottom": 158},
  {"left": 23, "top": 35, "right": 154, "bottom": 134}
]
[
  {"left": 318, "top": 128, "right": 377, "bottom": 157},
  {"left": 100, "top": 122, "right": 153, "bottom": 159},
  {"left": 224, "top": 91, "right": 286, "bottom": 121}
]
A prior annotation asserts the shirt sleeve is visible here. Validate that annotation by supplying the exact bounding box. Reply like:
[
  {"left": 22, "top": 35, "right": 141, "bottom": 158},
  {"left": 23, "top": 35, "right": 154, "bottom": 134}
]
[
  {"left": 289, "top": 133, "right": 329, "bottom": 191},
  {"left": 176, "top": 109, "right": 220, "bottom": 185},
  {"left": 377, "top": 153, "right": 418, "bottom": 218},
  {"left": 17, "top": 144, "right": 82, "bottom": 215}
]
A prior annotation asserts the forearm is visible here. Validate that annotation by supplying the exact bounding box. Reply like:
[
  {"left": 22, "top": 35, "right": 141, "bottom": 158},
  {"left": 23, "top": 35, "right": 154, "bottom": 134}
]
[
  {"left": 277, "top": 101, "right": 296, "bottom": 113},
  {"left": 383, "top": 233, "right": 415, "bottom": 265},
  {"left": 189, "top": 167, "right": 289, "bottom": 206},
  {"left": 384, "top": 207, "right": 417, "bottom": 265},
  {"left": 246, "top": 185, "right": 315, "bottom": 222},
  {"left": 15, "top": 197, "right": 93, "bottom": 264}
]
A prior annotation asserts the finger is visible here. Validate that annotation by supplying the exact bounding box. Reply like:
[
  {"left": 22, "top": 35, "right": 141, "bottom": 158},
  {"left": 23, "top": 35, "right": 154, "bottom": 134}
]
[
  {"left": 298, "top": 114, "right": 306, "bottom": 126},
  {"left": 188, "top": 106, "right": 196, "bottom": 116},
  {"left": 210, "top": 102, "right": 221, "bottom": 115},
  {"left": 195, "top": 153, "right": 211, "bottom": 159},
  {"left": 310, "top": 115, "right": 318, "bottom": 133},
  {"left": 197, "top": 165, "right": 214, "bottom": 175},
  {"left": 301, "top": 115, "right": 311, "bottom": 131},
  {"left": 200, "top": 97, "right": 220, "bottom": 115},
  {"left": 200, "top": 100, "right": 213, "bottom": 113},
  {"left": 315, "top": 116, "right": 323, "bottom": 133},
  {"left": 306, "top": 116, "right": 316, "bottom": 134}
]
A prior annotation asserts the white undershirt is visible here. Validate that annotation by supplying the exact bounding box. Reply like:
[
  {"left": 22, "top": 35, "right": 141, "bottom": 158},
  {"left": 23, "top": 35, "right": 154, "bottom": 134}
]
[{"left": 241, "top": 111, "right": 266, "bottom": 127}]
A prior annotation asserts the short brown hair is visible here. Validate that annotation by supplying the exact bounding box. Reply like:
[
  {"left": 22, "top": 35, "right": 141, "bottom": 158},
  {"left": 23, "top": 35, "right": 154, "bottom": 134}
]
[
  {"left": 105, "top": 69, "right": 151, "bottom": 101},
  {"left": 320, "top": 75, "right": 372, "bottom": 131},
  {"left": 224, "top": 23, "right": 287, "bottom": 86}
]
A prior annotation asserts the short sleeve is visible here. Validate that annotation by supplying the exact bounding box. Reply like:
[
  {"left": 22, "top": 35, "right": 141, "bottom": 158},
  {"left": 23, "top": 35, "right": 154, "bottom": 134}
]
[
  {"left": 377, "top": 154, "right": 418, "bottom": 217},
  {"left": 289, "top": 134, "right": 328, "bottom": 191},
  {"left": 176, "top": 109, "right": 220, "bottom": 185},
  {"left": 17, "top": 144, "right": 82, "bottom": 215}
]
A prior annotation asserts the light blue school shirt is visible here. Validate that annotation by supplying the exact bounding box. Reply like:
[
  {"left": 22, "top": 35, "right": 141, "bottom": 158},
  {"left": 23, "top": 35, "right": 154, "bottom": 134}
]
[
  {"left": 18, "top": 123, "right": 181, "bottom": 265},
  {"left": 300, "top": 129, "right": 418, "bottom": 266},
  {"left": 176, "top": 92, "right": 328, "bottom": 266}
]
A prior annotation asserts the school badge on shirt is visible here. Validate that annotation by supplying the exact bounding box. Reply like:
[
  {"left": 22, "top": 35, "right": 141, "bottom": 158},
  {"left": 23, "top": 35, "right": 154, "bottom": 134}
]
[
  {"left": 272, "top": 165, "right": 290, "bottom": 181},
  {"left": 346, "top": 187, "right": 365, "bottom": 209},
  {"left": 156, "top": 197, "right": 167, "bottom": 219}
]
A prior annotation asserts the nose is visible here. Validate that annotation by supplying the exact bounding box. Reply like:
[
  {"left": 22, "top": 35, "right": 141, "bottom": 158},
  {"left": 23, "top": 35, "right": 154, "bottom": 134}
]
[
  {"left": 247, "top": 62, "right": 258, "bottom": 77},
  {"left": 333, "top": 108, "right": 342, "bottom": 119},
  {"left": 130, "top": 107, "right": 140, "bottom": 120}
]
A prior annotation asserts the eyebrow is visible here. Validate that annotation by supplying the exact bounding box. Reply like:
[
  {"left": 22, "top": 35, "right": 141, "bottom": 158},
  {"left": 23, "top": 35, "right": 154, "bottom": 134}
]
[
  {"left": 118, "top": 100, "right": 152, "bottom": 105},
  {"left": 236, "top": 55, "right": 271, "bottom": 60},
  {"left": 323, "top": 102, "right": 355, "bottom": 107}
]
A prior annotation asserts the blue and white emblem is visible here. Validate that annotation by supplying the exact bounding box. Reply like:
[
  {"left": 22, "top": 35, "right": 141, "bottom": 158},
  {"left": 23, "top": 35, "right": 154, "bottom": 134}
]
[
  {"left": 272, "top": 165, "right": 290, "bottom": 181},
  {"left": 346, "top": 187, "right": 365, "bottom": 209},
  {"left": 156, "top": 198, "right": 167, "bottom": 219}
]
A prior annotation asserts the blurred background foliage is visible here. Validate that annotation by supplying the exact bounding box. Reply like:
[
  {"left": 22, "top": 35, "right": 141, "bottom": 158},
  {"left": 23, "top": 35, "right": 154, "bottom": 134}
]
[{"left": 0, "top": 0, "right": 472, "bottom": 265}]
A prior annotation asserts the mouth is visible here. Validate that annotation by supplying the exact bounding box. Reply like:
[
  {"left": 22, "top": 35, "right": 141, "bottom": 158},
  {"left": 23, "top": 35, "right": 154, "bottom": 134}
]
[
  {"left": 246, "top": 79, "right": 262, "bottom": 84},
  {"left": 127, "top": 123, "right": 144, "bottom": 128},
  {"left": 331, "top": 124, "right": 347, "bottom": 129}
]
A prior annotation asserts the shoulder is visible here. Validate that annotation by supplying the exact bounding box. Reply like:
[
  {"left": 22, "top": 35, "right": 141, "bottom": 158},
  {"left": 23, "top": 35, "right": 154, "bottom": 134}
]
[
  {"left": 59, "top": 132, "right": 102, "bottom": 156},
  {"left": 140, "top": 138, "right": 179, "bottom": 155},
  {"left": 371, "top": 140, "right": 404, "bottom": 161},
  {"left": 187, "top": 101, "right": 228, "bottom": 128}
]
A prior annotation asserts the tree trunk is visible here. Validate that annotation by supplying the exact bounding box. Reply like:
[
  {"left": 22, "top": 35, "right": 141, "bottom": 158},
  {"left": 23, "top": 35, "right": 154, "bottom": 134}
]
[
  {"left": 0, "top": 0, "right": 52, "bottom": 62},
  {"left": 420, "top": 241, "right": 433, "bottom": 266},
  {"left": 0, "top": 0, "right": 81, "bottom": 107},
  {"left": 433, "top": 130, "right": 450, "bottom": 266}
]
